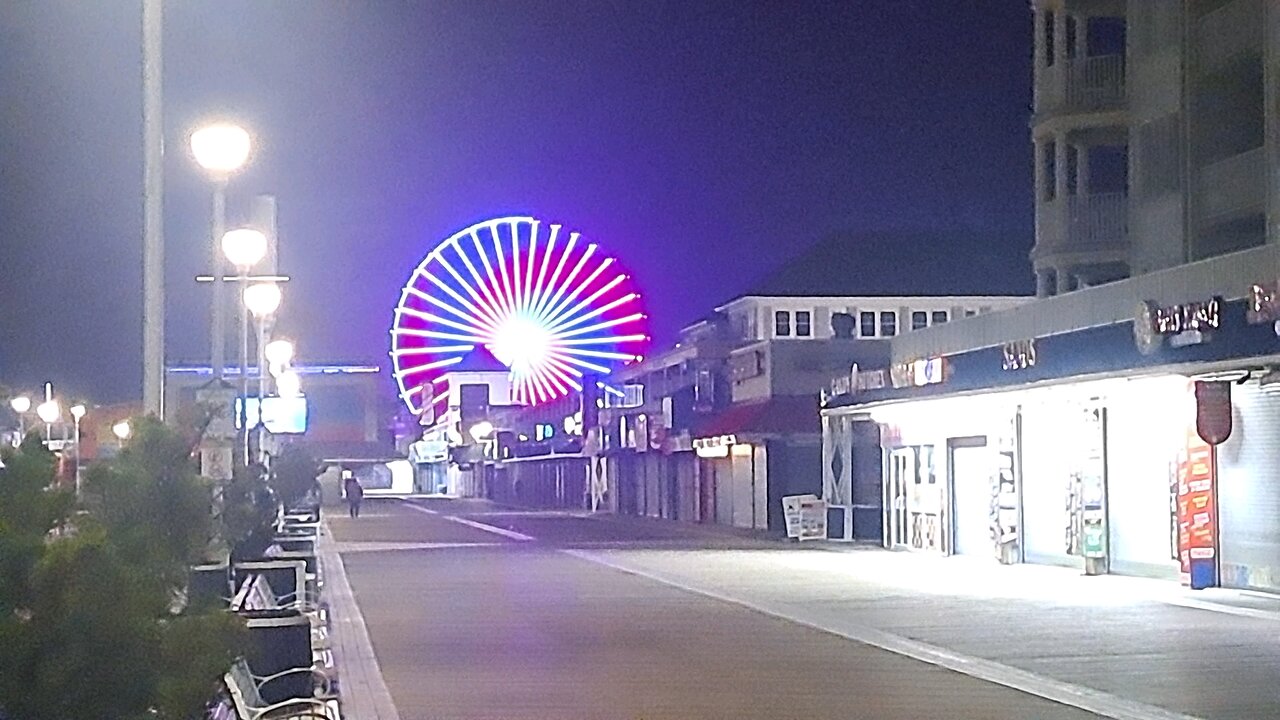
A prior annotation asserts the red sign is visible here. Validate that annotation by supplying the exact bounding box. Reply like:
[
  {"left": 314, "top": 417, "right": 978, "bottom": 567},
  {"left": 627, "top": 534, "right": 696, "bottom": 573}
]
[
  {"left": 1176, "top": 431, "right": 1218, "bottom": 576},
  {"left": 1194, "top": 381, "right": 1232, "bottom": 446}
]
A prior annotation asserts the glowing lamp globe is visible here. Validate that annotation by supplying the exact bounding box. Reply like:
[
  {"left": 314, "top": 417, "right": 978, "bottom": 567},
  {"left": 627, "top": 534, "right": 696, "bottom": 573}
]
[
  {"left": 190, "top": 123, "right": 251, "bottom": 175},
  {"left": 36, "top": 400, "right": 60, "bottom": 424},
  {"left": 265, "top": 339, "right": 295, "bottom": 367},
  {"left": 390, "top": 216, "right": 649, "bottom": 416},
  {"left": 70, "top": 404, "right": 86, "bottom": 421},
  {"left": 222, "top": 228, "right": 268, "bottom": 269},
  {"left": 276, "top": 370, "right": 302, "bottom": 398},
  {"left": 9, "top": 396, "right": 31, "bottom": 414},
  {"left": 112, "top": 420, "right": 132, "bottom": 441},
  {"left": 243, "top": 282, "right": 282, "bottom": 318}
]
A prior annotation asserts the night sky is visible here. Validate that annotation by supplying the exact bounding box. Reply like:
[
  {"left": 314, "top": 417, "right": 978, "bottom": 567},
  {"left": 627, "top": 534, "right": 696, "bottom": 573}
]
[{"left": 0, "top": 1, "right": 1032, "bottom": 403}]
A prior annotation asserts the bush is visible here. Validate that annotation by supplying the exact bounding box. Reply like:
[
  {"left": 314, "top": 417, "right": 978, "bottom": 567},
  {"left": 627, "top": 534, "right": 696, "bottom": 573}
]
[{"left": 0, "top": 421, "right": 248, "bottom": 720}]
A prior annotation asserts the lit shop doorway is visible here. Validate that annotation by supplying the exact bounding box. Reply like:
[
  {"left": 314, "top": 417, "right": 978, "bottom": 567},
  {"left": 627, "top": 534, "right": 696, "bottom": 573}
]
[
  {"left": 949, "top": 437, "right": 994, "bottom": 557},
  {"left": 887, "top": 449, "right": 912, "bottom": 548},
  {"left": 887, "top": 445, "right": 942, "bottom": 552}
]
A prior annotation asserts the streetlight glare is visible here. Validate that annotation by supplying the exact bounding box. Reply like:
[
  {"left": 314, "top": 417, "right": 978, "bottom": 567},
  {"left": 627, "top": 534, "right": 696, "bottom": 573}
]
[
  {"left": 243, "top": 282, "right": 282, "bottom": 317},
  {"left": 276, "top": 369, "right": 302, "bottom": 398},
  {"left": 9, "top": 396, "right": 31, "bottom": 414},
  {"left": 265, "top": 339, "right": 295, "bottom": 367},
  {"left": 190, "top": 123, "right": 252, "bottom": 175},
  {"left": 221, "top": 228, "right": 268, "bottom": 269},
  {"left": 36, "top": 400, "right": 61, "bottom": 424},
  {"left": 112, "top": 420, "right": 132, "bottom": 441}
]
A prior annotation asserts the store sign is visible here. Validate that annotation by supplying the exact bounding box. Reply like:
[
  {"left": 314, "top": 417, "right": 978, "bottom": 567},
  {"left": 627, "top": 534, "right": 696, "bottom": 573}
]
[
  {"left": 694, "top": 434, "right": 736, "bottom": 458},
  {"left": 890, "top": 357, "right": 945, "bottom": 389},
  {"left": 1001, "top": 339, "right": 1037, "bottom": 371},
  {"left": 1134, "top": 297, "right": 1222, "bottom": 355},
  {"left": 1246, "top": 281, "right": 1280, "bottom": 334},
  {"left": 828, "top": 363, "right": 858, "bottom": 397},
  {"left": 826, "top": 364, "right": 890, "bottom": 398},
  {"left": 1194, "top": 380, "right": 1233, "bottom": 446},
  {"left": 1176, "top": 430, "right": 1219, "bottom": 589}
]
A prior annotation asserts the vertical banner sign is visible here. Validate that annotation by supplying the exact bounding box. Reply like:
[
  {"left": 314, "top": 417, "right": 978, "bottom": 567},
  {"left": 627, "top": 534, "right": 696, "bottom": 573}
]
[
  {"left": 1080, "top": 406, "right": 1108, "bottom": 561},
  {"left": 1194, "top": 381, "right": 1233, "bottom": 446},
  {"left": 1177, "top": 429, "right": 1219, "bottom": 589}
]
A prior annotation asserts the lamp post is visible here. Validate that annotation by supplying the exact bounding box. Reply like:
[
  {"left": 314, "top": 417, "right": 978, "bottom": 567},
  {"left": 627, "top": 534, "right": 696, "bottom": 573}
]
[
  {"left": 222, "top": 227, "right": 268, "bottom": 465},
  {"left": 36, "top": 399, "right": 60, "bottom": 444},
  {"left": 9, "top": 395, "right": 31, "bottom": 444},
  {"left": 244, "top": 282, "right": 282, "bottom": 463},
  {"left": 276, "top": 369, "right": 302, "bottom": 399},
  {"left": 113, "top": 420, "right": 132, "bottom": 450},
  {"left": 191, "top": 122, "right": 252, "bottom": 381},
  {"left": 69, "top": 404, "right": 86, "bottom": 498}
]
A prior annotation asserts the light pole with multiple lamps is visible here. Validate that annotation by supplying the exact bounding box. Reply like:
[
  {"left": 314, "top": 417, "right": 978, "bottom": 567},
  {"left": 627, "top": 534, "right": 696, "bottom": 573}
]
[
  {"left": 222, "top": 227, "right": 269, "bottom": 465},
  {"left": 190, "top": 123, "right": 252, "bottom": 382},
  {"left": 243, "top": 282, "right": 282, "bottom": 464},
  {"left": 70, "top": 404, "right": 86, "bottom": 497}
]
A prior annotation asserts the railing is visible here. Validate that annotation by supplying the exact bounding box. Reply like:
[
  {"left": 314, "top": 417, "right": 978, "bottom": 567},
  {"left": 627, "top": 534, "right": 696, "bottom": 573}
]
[
  {"left": 1196, "top": 0, "right": 1262, "bottom": 74},
  {"left": 1036, "top": 192, "right": 1128, "bottom": 255},
  {"left": 1198, "top": 147, "right": 1266, "bottom": 220},
  {"left": 1039, "top": 54, "right": 1125, "bottom": 115}
]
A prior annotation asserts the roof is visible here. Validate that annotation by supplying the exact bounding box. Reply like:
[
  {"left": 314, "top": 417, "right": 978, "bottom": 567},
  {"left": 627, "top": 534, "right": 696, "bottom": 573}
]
[
  {"left": 693, "top": 395, "right": 820, "bottom": 439},
  {"left": 737, "top": 229, "right": 1034, "bottom": 299},
  {"left": 449, "top": 346, "right": 509, "bottom": 373}
]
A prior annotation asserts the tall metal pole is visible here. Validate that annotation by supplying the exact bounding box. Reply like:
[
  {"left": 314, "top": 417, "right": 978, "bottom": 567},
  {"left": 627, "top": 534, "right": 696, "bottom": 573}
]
[
  {"left": 142, "top": 0, "right": 165, "bottom": 418},
  {"left": 239, "top": 269, "right": 250, "bottom": 465},
  {"left": 211, "top": 181, "right": 228, "bottom": 380},
  {"left": 256, "top": 317, "right": 269, "bottom": 464}
]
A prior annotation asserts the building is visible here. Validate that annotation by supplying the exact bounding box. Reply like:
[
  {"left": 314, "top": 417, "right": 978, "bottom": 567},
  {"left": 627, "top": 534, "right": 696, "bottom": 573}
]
[
  {"left": 1032, "top": 0, "right": 1276, "bottom": 295},
  {"left": 824, "top": 3, "right": 1280, "bottom": 592}
]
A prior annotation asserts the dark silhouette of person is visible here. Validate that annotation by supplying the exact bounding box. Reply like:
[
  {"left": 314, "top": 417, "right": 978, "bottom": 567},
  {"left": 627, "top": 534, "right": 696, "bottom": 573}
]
[{"left": 343, "top": 471, "right": 364, "bottom": 518}]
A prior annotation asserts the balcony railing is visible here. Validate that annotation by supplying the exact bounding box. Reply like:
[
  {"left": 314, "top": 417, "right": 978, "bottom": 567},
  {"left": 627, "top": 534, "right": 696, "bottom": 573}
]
[
  {"left": 1198, "top": 146, "right": 1266, "bottom": 220},
  {"left": 1196, "top": 0, "right": 1262, "bottom": 75},
  {"left": 1035, "top": 192, "right": 1128, "bottom": 256},
  {"left": 1037, "top": 54, "right": 1126, "bottom": 116}
]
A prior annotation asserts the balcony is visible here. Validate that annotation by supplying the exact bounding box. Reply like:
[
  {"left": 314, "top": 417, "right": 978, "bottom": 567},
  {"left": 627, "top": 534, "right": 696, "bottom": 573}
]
[
  {"left": 1037, "top": 55, "right": 1126, "bottom": 118},
  {"left": 1034, "top": 192, "right": 1128, "bottom": 258},
  {"left": 1197, "top": 146, "right": 1266, "bottom": 221},
  {"left": 1196, "top": 0, "right": 1263, "bottom": 75}
]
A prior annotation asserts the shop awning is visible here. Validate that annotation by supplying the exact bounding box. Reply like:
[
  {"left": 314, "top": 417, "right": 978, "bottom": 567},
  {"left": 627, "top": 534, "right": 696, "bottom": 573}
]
[{"left": 693, "top": 395, "right": 820, "bottom": 440}]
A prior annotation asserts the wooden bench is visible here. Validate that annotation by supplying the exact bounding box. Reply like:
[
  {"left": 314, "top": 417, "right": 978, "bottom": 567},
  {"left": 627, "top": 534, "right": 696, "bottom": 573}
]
[{"left": 223, "top": 658, "right": 340, "bottom": 720}]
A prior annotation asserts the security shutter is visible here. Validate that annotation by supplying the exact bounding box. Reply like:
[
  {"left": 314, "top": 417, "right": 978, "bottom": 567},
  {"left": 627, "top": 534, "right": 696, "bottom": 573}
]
[{"left": 1218, "top": 381, "right": 1280, "bottom": 591}]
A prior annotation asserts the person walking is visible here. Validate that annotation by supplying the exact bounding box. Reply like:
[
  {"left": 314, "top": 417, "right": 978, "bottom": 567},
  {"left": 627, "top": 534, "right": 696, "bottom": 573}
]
[{"left": 343, "top": 470, "right": 364, "bottom": 518}]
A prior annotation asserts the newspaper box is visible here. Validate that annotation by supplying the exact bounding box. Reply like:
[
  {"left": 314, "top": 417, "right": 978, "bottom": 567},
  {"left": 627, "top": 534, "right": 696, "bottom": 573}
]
[{"left": 782, "top": 494, "right": 827, "bottom": 541}]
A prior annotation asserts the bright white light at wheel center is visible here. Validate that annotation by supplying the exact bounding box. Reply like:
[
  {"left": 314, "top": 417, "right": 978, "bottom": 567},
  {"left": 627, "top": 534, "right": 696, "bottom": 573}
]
[{"left": 491, "top": 315, "right": 552, "bottom": 374}]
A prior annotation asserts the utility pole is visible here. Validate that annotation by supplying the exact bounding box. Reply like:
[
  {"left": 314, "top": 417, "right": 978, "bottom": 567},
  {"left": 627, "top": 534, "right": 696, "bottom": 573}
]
[{"left": 142, "top": 0, "right": 165, "bottom": 419}]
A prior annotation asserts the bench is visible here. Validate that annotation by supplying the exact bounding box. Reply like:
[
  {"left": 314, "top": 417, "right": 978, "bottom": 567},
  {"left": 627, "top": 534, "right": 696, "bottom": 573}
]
[{"left": 224, "top": 658, "right": 340, "bottom": 720}]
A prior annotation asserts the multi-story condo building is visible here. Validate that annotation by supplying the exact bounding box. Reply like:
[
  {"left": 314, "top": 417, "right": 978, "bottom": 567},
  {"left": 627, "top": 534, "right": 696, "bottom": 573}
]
[{"left": 1032, "top": 0, "right": 1275, "bottom": 296}]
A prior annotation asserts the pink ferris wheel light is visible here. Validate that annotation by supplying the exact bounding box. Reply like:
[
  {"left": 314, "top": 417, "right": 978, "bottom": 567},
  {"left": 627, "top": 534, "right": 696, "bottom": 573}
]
[{"left": 391, "top": 216, "right": 649, "bottom": 415}]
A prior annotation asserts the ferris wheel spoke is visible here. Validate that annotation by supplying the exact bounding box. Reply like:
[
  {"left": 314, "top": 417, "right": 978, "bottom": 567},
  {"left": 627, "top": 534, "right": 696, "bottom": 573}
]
[
  {"left": 528, "top": 224, "right": 560, "bottom": 319},
  {"left": 545, "top": 275, "right": 630, "bottom": 335},
  {"left": 542, "top": 357, "right": 587, "bottom": 390},
  {"left": 556, "top": 333, "right": 647, "bottom": 347},
  {"left": 547, "top": 350, "right": 611, "bottom": 375},
  {"left": 395, "top": 306, "right": 494, "bottom": 337},
  {"left": 531, "top": 231, "right": 579, "bottom": 319},
  {"left": 490, "top": 223, "right": 519, "bottom": 320},
  {"left": 459, "top": 231, "right": 512, "bottom": 321},
  {"left": 404, "top": 282, "right": 499, "bottom": 334},
  {"left": 555, "top": 312, "right": 647, "bottom": 341},
  {"left": 508, "top": 219, "right": 528, "bottom": 315},
  {"left": 432, "top": 257, "right": 506, "bottom": 330},
  {"left": 521, "top": 220, "right": 539, "bottom": 314},
  {"left": 472, "top": 229, "right": 516, "bottom": 318},
  {"left": 391, "top": 344, "right": 474, "bottom": 358},
  {"left": 536, "top": 242, "right": 595, "bottom": 323},
  {"left": 393, "top": 326, "right": 490, "bottom": 343},
  {"left": 540, "top": 256, "right": 614, "bottom": 327}
]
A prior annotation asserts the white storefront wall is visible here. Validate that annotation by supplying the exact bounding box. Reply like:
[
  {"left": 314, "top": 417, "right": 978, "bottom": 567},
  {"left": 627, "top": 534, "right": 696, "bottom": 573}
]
[
  {"left": 870, "top": 375, "right": 1191, "bottom": 578},
  {"left": 1219, "top": 381, "right": 1280, "bottom": 591}
]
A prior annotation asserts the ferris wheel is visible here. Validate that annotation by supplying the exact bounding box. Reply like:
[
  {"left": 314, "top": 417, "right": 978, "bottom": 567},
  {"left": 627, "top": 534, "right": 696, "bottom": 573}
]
[{"left": 391, "top": 216, "right": 649, "bottom": 416}]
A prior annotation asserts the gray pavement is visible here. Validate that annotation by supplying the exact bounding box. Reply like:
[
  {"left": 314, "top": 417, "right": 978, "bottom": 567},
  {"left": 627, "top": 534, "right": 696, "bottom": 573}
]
[{"left": 323, "top": 498, "right": 1280, "bottom": 719}]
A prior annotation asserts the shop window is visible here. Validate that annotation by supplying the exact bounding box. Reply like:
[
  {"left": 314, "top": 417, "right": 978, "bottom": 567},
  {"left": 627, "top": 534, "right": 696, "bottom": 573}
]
[
  {"left": 774, "top": 310, "right": 791, "bottom": 337},
  {"left": 880, "top": 311, "right": 897, "bottom": 337},
  {"left": 965, "top": 308, "right": 978, "bottom": 317},
  {"left": 911, "top": 311, "right": 928, "bottom": 331},
  {"left": 859, "top": 311, "right": 876, "bottom": 337},
  {"left": 932, "top": 310, "right": 949, "bottom": 325},
  {"left": 795, "top": 311, "right": 812, "bottom": 337}
]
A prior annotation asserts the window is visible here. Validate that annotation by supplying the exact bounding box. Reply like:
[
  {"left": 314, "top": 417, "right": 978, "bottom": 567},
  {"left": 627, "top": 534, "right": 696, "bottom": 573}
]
[
  {"left": 1042, "top": 141, "right": 1057, "bottom": 201},
  {"left": 795, "top": 311, "right": 812, "bottom": 337},
  {"left": 880, "top": 311, "right": 897, "bottom": 337},
  {"left": 965, "top": 308, "right": 978, "bottom": 317},
  {"left": 1043, "top": 11, "right": 1055, "bottom": 66},
  {"left": 911, "top": 311, "right": 928, "bottom": 331},
  {"left": 774, "top": 310, "right": 791, "bottom": 337},
  {"left": 931, "top": 310, "right": 949, "bottom": 325},
  {"left": 859, "top": 311, "right": 876, "bottom": 338}
]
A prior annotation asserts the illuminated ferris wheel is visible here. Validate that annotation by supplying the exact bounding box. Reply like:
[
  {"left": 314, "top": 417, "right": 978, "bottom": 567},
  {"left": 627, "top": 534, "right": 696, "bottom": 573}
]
[{"left": 391, "top": 216, "right": 649, "bottom": 416}]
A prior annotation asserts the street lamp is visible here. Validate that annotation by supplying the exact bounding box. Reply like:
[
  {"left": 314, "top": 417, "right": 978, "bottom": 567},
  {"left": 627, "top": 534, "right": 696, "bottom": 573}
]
[
  {"left": 244, "top": 282, "right": 282, "bottom": 463},
  {"left": 276, "top": 369, "right": 302, "bottom": 398},
  {"left": 265, "top": 339, "right": 294, "bottom": 374},
  {"left": 9, "top": 395, "right": 31, "bottom": 442},
  {"left": 69, "top": 404, "right": 86, "bottom": 497},
  {"left": 191, "top": 122, "right": 252, "bottom": 381},
  {"left": 112, "top": 420, "right": 132, "bottom": 443},
  {"left": 223, "top": 227, "right": 268, "bottom": 465},
  {"left": 36, "top": 399, "right": 60, "bottom": 442}
]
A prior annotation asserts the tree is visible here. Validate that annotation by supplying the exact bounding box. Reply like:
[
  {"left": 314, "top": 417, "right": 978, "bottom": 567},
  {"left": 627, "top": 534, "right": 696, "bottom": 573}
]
[
  {"left": 269, "top": 446, "right": 321, "bottom": 510},
  {"left": 0, "top": 421, "right": 247, "bottom": 720}
]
